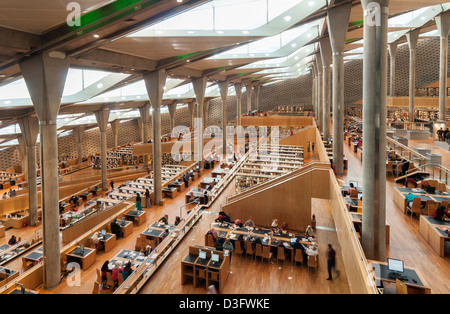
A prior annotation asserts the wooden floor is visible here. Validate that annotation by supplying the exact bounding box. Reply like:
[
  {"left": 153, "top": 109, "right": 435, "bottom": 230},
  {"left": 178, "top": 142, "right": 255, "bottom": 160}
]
[
  {"left": 337, "top": 136, "right": 450, "bottom": 294},
  {"left": 8, "top": 134, "right": 450, "bottom": 294}
]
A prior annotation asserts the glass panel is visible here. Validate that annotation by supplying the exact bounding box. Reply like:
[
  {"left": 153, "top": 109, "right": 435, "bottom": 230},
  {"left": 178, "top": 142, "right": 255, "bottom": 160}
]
[
  {"left": 0, "top": 79, "right": 30, "bottom": 100},
  {"left": 268, "top": 0, "right": 304, "bottom": 21},
  {"left": 214, "top": 0, "right": 267, "bottom": 30}
]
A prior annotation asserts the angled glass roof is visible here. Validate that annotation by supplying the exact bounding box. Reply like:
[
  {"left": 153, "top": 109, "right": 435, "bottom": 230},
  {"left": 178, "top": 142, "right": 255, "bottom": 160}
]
[
  {"left": 128, "top": 0, "right": 327, "bottom": 37},
  {"left": 388, "top": 5, "right": 442, "bottom": 28}
]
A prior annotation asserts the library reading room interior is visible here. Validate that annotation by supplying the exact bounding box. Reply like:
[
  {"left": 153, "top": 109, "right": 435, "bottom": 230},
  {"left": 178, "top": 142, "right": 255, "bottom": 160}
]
[{"left": 0, "top": 0, "right": 449, "bottom": 295}]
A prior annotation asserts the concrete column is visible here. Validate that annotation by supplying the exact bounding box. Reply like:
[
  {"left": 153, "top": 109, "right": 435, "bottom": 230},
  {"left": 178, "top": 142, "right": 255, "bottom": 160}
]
[
  {"left": 188, "top": 101, "right": 196, "bottom": 130},
  {"left": 235, "top": 83, "right": 243, "bottom": 126},
  {"left": 95, "top": 109, "right": 110, "bottom": 191},
  {"left": 110, "top": 120, "right": 119, "bottom": 151},
  {"left": 311, "top": 66, "right": 317, "bottom": 119},
  {"left": 193, "top": 77, "right": 208, "bottom": 169},
  {"left": 139, "top": 103, "right": 151, "bottom": 166},
  {"left": 253, "top": 84, "right": 261, "bottom": 112},
  {"left": 203, "top": 99, "right": 210, "bottom": 129},
  {"left": 436, "top": 11, "right": 450, "bottom": 121},
  {"left": 388, "top": 42, "right": 398, "bottom": 97},
  {"left": 219, "top": 81, "right": 229, "bottom": 154},
  {"left": 320, "top": 36, "right": 332, "bottom": 141},
  {"left": 168, "top": 102, "right": 177, "bottom": 131},
  {"left": 406, "top": 29, "right": 420, "bottom": 122},
  {"left": 361, "top": 0, "right": 389, "bottom": 261},
  {"left": 245, "top": 84, "right": 253, "bottom": 113},
  {"left": 17, "top": 136, "right": 28, "bottom": 179},
  {"left": 17, "top": 116, "right": 39, "bottom": 227},
  {"left": 20, "top": 51, "right": 70, "bottom": 289},
  {"left": 74, "top": 126, "right": 85, "bottom": 164},
  {"left": 327, "top": 2, "right": 351, "bottom": 175},
  {"left": 315, "top": 55, "right": 323, "bottom": 132},
  {"left": 144, "top": 69, "right": 166, "bottom": 206},
  {"left": 136, "top": 118, "right": 144, "bottom": 143}
]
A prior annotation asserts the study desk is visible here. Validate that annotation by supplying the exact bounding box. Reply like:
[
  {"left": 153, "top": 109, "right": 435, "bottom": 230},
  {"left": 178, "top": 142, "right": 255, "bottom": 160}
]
[
  {"left": 22, "top": 251, "right": 43, "bottom": 268},
  {"left": 0, "top": 225, "right": 4, "bottom": 238},
  {"left": 109, "top": 250, "right": 146, "bottom": 271},
  {"left": 419, "top": 215, "right": 450, "bottom": 257},
  {"left": 141, "top": 225, "right": 172, "bottom": 245},
  {"left": 109, "top": 192, "right": 132, "bottom": 200},
  {"left": 211, "top": 223, "right": 314, "bottom": 263},
  {"left": 162, "top": 187, "right": 178, "bottom": 199},
  {"left": 393, "top": 187, "right": 450, "bottom": 214},
  {"left": 0, "top": 266, "right": 19, "bottom": 285},
  {"left": 66, "top": 247, "right": 96, "bottom": 271},
  {"left": 212, "top": 168, "right": 229, "bottom": 178},
  {"left": 181, "top": 246, "right": 230, "bottom": 293},
  {"left": 185, "top": 189, "right": 206, "bottom": 204},
  {"left": 119, "top": 220, "right": 133, "bottom": 238},
  {"left": 370, "top": 260, "right": 431, "bottom": 294},
  {"left": 124, "top": 210, "right": 147, "bottom": 226},
  {"left": 200, "top": 177, "right": 219, "bottom": 189},
  {"left": 169, "top": 181, "right": 184, "bottom": 192},
  {"left": 92, "top": 232, "right": 116, "bottom": 253}
]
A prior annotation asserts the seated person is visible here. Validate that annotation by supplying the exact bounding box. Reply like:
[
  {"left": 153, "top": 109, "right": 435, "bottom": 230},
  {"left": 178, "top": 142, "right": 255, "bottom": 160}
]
[
  {"left": 110, "top": 219, "right": 123, "bottom": 238},
  {"left": 8, "top": 235, "right": 17, "bottom": 246},
  {"left": 305, "top": 225, "right": 315, "bottom": 238},
  {"left": 205, "top": 228, "right": 218, "bottom": 243},
  {"left": 280, "top": 222, "right": 288, "bottom": 232},
  {"left": 271, "top": 219, "right": 280, "bottom": 233},
  {"left": 214, "top": 237, "right": 224, "bottom": 251},
  {"left": 174, "top": 216, "right": 181, "bottom": 226},
  {"left": 218, "top": 211, "right": 231, "bottom": 223},
  {"left": 243, "top": 219, "right": 255, "bottom": 228},
  {"left": 161, "top": 229, "right": 170, "bottom": 238},
  {"left": 405, "top": 177, "right": 418, "bottom": 188},
  {"left": 234, "top": 219, "right": 243, "bottom": 228},
  {"left": 433, "top": 205, "right": 450, "bottom": 221},
  {"left": 158, "top": 216, "right": 168, "bottom": 225},
  {"left": 344, "top": 183, "right": 357, "bottom": 196},
  {"left": 405, "top": 193, "right": 416, "bottom": 209}
]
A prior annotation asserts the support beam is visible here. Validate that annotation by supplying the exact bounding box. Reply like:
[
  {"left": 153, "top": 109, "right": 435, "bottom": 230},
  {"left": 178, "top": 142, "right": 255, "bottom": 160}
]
[
  {"left": 193, "top": 77, "right": 208, "bottom": 169},
  {"left": 320, "top": 36, "right": 332, "bottom": 142},
  {"left": 136, "top": 117, "right": 144, "bottom": 143},
  {"left": 235, "top": 83, "right": 243, "bottom": 126},
  {"left": 327, "top": 2, "right": 351, "bottom": 176},
  {"left": 188, "top": 101, "right": 196, "bottom": 131},
  {"left": 144, "top": 69, "right": 166, "bottom": 206},
  {"left": 253, "top": 84, "right": 261, "bottom": 112},
  {"left": 436, "top": 11, "right": 450, "bottom": 121},
  {"left": 361, "top": 0, "right": 389, "bottom": 262},
  {"left": 19, "top": 51, "right": 70, "bottom": 289},
  {"left": 245, "top": 84, "right": 253, "bottom": 113},
  {"left": 17, "top": 116, "right": 39, "bottom": 227},
  {"left": 388, "top": 42, "right": 398, "bottom": 97},
  {"left": 406, "top": 29, "right": 420, "bottom": 122},
  {"left": 95, "top": 108, "right": 110, "bottom": 191},
  {"left": 110, "top": 120, "right": 119, "bottom": 151},
  {"left": 203, "top": 99, "right": 210, "bottom": 129},
  {"left": 168, "top": 102, "right": 177, "bottom": 132},
  {"left": 315, "top": 55, "right": 323, "bottom": 133},
  {"left": 139, "top": 103, "right": 151, "bottom": 166},
  {"left": 74, "top": 126, "right": 85, "bottom": 164},
  {"left": 219, "top": 81, "right": 229, "bottom": 154}
]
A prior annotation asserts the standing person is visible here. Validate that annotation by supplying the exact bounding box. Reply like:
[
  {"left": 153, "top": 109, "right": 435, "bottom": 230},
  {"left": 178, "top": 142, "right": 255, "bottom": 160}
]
[
  {"left": 100, "top": 261, "right": 112, "bottom": 288},
  {"left": 110, "top": 180, "right": 114, "bottom": 191},
  {"left": 326, "top": 244, "right": 340, "bottom": 280},
  {"left": 145, "top": 189, "right": 151, "bottom": 208},
  {"left": 121, "top": 261, "right": 133, "bottom": 281},
  {"left": 183, "top": 172, "right": 189, "bottom": 188},
  {"left": 312, "top": 142, "right": 315, "bottom": 152},
  {"left": 136, "top": 192, "right": 143, "bottom": 211},
  {"left": 111, "top": 262, "right": 122, "bottom": 290}
]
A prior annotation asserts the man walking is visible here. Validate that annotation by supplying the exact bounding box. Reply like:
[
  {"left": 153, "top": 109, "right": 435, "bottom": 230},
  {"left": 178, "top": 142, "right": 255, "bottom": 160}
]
[{"left": 326, "top": 244, "right": 340, "bottom": 280}]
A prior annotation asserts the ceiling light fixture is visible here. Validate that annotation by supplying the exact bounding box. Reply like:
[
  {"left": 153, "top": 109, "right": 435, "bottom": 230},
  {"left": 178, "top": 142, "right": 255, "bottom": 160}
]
[{"left": 284, "top": 16, "right": 292, "bottom": 22}]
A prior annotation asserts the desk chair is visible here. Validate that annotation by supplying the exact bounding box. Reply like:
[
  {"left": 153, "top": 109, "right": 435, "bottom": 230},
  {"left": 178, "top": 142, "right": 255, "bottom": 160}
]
[
  {"left": 386, "top": 161, "right": 394, "bottom": 175},
  {"left": 406, "top": 181, "right": 416, "bottom": 188},
  {"left": 135, "top": 236, "right": 142, "bottom": 251},
  {"left": 349, "top": 189, "right": 358, "bottom": 199},
  {"left": 92, "top": 282, "right": 100, "bottom": 294},
  {"left": 96, "top": 269, "right": 102, "bottom": 284},
  {"left": 357, "top": 200, "right": 363, "bottom": 214},
  {"left": 441, "top": 200, "right": 449, "bottom": 211},
  {"left": 245, "top": 241, "right": 255, "bottom": 259},
  {"left": 307, "top": 255, "right": 318, "bottom": 271},
  {"left": 206, "top": 234, "right": 215, "bottom": 247},
  {"left": 106, "top": 272, "right": 115, "bottom": 290},
  {"left": 426, "top": 200, "right": 437, "bottom": 216},
  {"left": 409, "top": 198, "right": 422, "bottom": 218},
  {"left": 294, "top": 250, "right": 304, "bottom": 266},
  {"left": 148, "top": 239, "right": 157, "bottom": 250},
  {"left": 255, "top": 243, "right": 263, "bottom": 260},
  {"left": 437, "top": 182, "right": 447, "bottom": 192},
  {"left": 262, "top": 245, "right": 272, "bottom": 262},
  {"left": 234, "top": 241, "right": 244, "bottom": 256},
  {"left": 277, "top": 246, "right": 286, "bottom": 264},
  {"left": 396, "top": 278, "right": 408, "bottom": 294}
]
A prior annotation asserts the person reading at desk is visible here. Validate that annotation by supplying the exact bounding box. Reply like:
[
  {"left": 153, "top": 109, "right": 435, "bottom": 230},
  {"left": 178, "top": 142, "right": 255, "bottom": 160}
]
[
  {"left": 271, "top": 219, "right": 280, "bottom": 233},
  {"left": 8, "top": 235, "right": 17, "bottom": 246},
  {"left": 223, "top": 238, "right": 234, "bottom": 262},
  {"left": 161, "top": 229, "right": 170, "bottom": 238},
  {"left": 344, "top": 183, "right": 357, "bottom": 196},
  {"left": 305, "top": 225, "right": 315, "bottom": 238},
  {"left": 110, "top": 219, "right": 123, "bottom": 239},
  {"left": 405, "top": 193, "right": 416, "bottom": 209},
  {"left": 433, "top": 205, "right": 450, "bottom": 221},
  {"left": 158, "top": 216, "right": 168, "bottom": 225}
]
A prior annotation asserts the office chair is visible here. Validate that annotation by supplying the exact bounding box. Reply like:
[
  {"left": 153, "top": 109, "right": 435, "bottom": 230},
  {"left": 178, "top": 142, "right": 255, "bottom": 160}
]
[
  {"left": 409, "top": 198, "right": 422, "bottom": 218},
  {"left": 396, "top": 278, "right": 408, "bottom": 294},
  {"left": 277, "top": 246, "right": 286, "bottom": 264},
  {"left": 262, "top": 246, "right": 273, "bottom": 262},
  {"left": 234, "top": 241, "right": 244, "bottom": 256},
  {"left": 92, "top": 282, "right": 100, "bottom": 295},
  {"left": 245, "top": 241, "right": 255, "bottom": 259},
  {"left": 307, "top": 255, "right": 318, "bottom": 271},
  {"left": 294, "top": 250, "right": 304, "bottom": 266}
]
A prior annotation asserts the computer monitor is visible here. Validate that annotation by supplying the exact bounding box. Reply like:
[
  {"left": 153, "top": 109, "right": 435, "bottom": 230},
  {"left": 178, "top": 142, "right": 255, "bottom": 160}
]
[
  {"left": 211, "top": 253, "right": 219, "bottom": 263},
  {"left": 290, "top": 238, "right": 297, "bottom": 244},
  {"left": 199, "top": 250, "right": 206, "bottom": 260},
  {"left": 101, "top": 229, "right": 107, "bottom": 236},
  {"left": 388, "top": 258, "right": 404, "bottom": 273},
  {"left": 349, "top": 180, "right": 358, "bottom": 188},
  {"left": 80, "top": 244, "right": 85, "bottom": 255}
]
